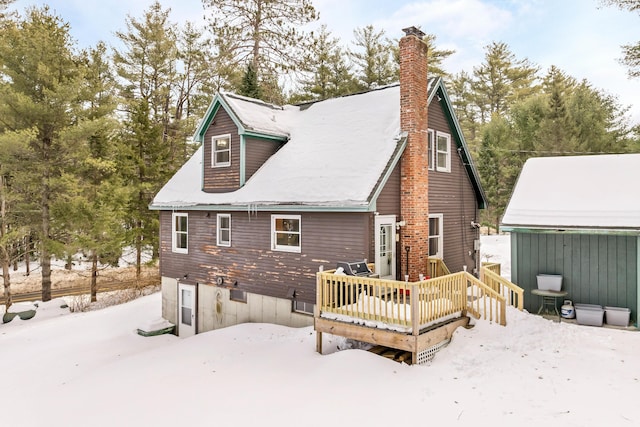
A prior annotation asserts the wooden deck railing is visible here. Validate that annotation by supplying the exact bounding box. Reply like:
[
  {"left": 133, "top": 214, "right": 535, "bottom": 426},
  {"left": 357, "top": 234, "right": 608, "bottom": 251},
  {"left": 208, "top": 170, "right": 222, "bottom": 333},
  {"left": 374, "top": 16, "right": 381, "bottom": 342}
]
[
  {"left": 316, "top": 269, "right": 508, "bottom": 330},
  {"left": 480, "top": 266, "right": 524, "bottom": 311},
  {"left": 482, "top": 262, "right": 501, "bottom": 275},
  {"left": 428, "top": 258, "right": 451, "bottom": 278}
]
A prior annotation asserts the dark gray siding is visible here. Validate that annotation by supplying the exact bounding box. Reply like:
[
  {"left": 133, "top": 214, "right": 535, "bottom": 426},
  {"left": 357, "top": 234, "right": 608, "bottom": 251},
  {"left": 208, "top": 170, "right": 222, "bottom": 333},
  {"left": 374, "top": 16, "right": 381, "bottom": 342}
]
[
  {"left": 376, "top": 165, "right": 401, "bottom": 216},
  {"left": 245, "top": 137, "right": 281, "bottom": 181},
  {"left": 427, "top": 99, "right": 479, "bottom": 274},
  {"left": 511, "top": 232, "right": 638, "bottom": 321},
  {"left": 203, "top": 108, "right": 241, "bottom": 192},
  {"left": 160, "top": 210, "right": 371, "bottom": 304},
  {"left": 374, "top": 165, "right": 401, "bottom": 278}
]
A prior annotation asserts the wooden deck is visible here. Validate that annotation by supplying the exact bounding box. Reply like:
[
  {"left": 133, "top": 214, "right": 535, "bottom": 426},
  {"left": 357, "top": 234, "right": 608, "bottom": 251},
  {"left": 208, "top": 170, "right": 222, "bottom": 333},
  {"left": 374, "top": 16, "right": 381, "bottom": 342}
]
[{"left": 314, "top": 262, "right": 521, "bottom": 364}]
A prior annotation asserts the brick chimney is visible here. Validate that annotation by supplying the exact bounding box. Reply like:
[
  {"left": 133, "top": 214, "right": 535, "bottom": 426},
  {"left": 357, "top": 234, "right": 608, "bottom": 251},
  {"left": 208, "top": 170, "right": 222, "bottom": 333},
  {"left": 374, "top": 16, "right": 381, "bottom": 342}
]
[{"left": 399, "top": 26, "right": 429, "bottom": 281}]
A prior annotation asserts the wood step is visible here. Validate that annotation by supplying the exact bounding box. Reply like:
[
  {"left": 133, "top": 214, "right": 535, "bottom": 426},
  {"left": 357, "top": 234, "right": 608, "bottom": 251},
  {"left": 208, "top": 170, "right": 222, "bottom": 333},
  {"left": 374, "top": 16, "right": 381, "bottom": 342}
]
[{"left": 368, "top": 345, "right": 413, "bottom": 364}]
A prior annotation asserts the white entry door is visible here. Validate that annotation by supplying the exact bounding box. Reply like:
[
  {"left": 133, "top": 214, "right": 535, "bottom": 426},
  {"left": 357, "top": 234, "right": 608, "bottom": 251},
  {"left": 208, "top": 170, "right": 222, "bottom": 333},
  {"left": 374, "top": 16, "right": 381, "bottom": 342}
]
[
  {"left": 374, "top": 215, "right": 396, "bottom": 280},
  {"left": 178, "top": 283, "right": 196, "bottom": 337}
]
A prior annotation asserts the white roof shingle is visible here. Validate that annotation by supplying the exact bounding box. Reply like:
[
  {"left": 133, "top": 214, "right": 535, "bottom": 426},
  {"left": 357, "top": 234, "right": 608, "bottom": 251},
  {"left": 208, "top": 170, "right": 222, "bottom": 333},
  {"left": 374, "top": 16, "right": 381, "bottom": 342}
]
[{"left": 501, "top": 154, "right": 640, "bottom": 230}]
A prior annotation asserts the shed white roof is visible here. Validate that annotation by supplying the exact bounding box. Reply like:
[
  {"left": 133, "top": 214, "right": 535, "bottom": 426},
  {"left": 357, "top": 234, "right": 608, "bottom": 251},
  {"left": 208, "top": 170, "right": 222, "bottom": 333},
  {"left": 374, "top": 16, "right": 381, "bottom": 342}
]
[
  {"left": 151, "top": 85, "right": 403, "bottom": 210},
  {"left": 501, "top": 154, "right": 640, "bottom": 230}
]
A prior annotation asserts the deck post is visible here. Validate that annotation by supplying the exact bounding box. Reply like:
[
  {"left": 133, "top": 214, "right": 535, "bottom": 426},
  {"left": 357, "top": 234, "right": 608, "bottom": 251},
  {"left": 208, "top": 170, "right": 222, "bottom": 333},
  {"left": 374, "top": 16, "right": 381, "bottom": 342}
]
[
  {"left": 411, "top": 282, "right": 419, "bottom": 364},
  {"left": 315, "top": 266, "right": 323, "bottom": 354}
]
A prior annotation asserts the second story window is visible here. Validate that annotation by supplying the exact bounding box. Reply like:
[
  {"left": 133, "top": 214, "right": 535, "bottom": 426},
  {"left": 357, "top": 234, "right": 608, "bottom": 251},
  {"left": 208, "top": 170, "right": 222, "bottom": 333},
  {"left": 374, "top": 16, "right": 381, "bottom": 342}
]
[
  {"left": 436, "top": 131, "right": 451, "bottom": 172},
  {"left": 212, "top": 134, "right": 231, "bottom": 167}
]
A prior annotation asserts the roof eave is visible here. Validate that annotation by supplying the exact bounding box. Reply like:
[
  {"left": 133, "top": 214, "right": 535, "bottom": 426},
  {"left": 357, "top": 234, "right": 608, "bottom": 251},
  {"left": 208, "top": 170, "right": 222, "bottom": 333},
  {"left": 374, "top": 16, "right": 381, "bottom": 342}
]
[
  {"left": 501, "top": 224, "right": 640, "bottom": 236},
  {"left": 192, "top": 92, "right": 289, "bottom": 144}
]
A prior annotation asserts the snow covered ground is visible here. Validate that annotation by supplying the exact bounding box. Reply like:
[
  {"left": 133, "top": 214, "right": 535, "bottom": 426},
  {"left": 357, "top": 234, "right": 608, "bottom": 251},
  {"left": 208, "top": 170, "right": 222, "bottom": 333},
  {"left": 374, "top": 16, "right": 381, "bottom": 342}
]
[{"left": 3, "top": 235, "right": 639, "bottom": 426}]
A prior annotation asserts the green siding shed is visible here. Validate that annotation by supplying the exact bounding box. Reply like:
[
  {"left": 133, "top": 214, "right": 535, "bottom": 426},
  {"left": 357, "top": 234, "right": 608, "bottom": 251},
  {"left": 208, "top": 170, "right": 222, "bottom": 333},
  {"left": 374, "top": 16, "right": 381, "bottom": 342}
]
[{"left": 502, "top": 155, "right": 640, "bottom": 325}]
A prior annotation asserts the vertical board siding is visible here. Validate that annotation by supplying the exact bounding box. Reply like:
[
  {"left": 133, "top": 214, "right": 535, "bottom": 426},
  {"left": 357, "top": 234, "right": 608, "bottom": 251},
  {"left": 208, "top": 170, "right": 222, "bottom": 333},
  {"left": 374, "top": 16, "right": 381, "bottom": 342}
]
[
  {"left": 512, "top": 231, "right": 638, "bottom": 321},
  {"left": 245, "top": 137, "right": 281, "bottom": 181},
  {"left": 203, "top": 108, "right": 241, "bottom": 192},
  {"left": 427, "top": 98, "right": 479, "bottom": 274},
  {"left": 160, "top": 210, "right": 370, "bottom": 305}
]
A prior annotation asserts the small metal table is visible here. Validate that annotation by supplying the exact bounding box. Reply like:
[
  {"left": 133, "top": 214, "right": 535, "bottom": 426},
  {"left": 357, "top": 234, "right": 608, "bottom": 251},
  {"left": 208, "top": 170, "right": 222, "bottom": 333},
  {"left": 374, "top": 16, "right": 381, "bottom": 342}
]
[{"left": 531, "top": 289, "right": 568, "bottom": 321}]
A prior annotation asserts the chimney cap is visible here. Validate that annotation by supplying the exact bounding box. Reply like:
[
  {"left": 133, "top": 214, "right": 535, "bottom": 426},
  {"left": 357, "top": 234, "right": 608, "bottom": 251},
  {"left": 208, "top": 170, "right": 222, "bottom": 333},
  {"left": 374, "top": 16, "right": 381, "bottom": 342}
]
[{"left": 402, "top": 26, "right": 425, "bottom": 39}]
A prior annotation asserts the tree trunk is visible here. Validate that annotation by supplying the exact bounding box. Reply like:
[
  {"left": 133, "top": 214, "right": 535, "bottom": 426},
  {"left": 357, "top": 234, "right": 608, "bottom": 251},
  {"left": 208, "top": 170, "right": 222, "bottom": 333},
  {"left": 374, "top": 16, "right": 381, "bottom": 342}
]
[
  {"left": 136, "top": 220, "right": 142, "bottom": 281},
  {"left": 2, "top": 253, "right": 10, "bottom": 312},
  {"left": 90, "top": 251, "right": 98, "bottom": 303},
  {"left": 1, "top": 175, "right": 12, "bottom": 310},
  {"left": 41, "top": 180, "right": 52, "bottom": 302},
  {"left": 25, "top": 236, "right": 30, "bottom": 277}
]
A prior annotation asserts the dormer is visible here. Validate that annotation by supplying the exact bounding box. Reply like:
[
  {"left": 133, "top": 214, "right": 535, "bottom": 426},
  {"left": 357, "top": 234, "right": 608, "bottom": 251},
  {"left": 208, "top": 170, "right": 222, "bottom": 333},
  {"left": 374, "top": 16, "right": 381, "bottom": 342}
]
[{"left": 192, "top": 92, "right": 292, "bottom": 193}]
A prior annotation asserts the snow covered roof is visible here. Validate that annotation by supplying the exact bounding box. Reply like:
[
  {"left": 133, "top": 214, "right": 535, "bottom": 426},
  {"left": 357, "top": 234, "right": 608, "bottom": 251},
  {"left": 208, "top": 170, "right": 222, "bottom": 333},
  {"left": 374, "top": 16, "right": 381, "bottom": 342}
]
[
  {"left": 501, "top": 154, "right": 640, "bottom": 231},
  {"left": 221, "top": 92, "right": 296, "bottom": 138},
  {"left": 152, "top": 85, "right": 405, "bottom": 210}
]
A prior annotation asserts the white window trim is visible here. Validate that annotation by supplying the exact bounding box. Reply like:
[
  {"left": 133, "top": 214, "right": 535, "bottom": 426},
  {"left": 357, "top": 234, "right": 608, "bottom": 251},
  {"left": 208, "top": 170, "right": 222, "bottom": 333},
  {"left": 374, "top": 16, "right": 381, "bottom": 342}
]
[
  {"left": 429, "top": 213, "right": 444, "bottom": 259},
  {"left": 211, "top": 133, "right": 231, "bottom": 168},
  {"left": 427, "top": 129, "right": 435, "bottom": 171},
  {"left": 217, "top": 213, "right": 231, "bottom": 247},
  {"left": 172, "top": 212, "right": 188, "bottom": 254},
  {"left": 271, "top": 214, "right": 301, "bottom": 253},
  {"left": 435, "top": 131, "right": 451, "bottom": 172}
]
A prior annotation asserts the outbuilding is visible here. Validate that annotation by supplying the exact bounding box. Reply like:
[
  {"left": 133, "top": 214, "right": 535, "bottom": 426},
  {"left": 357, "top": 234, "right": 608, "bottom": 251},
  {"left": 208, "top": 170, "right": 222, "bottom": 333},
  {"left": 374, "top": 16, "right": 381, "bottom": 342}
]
[{"left": 501, "top": 154, "right": 640, "bottom": 325}]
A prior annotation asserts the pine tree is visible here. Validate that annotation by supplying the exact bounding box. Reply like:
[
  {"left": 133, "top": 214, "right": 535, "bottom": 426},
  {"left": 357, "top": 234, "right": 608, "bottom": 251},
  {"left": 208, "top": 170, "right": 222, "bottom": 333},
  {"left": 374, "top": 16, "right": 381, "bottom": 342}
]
[
  {"left": 471, "top": 41, "right": 540, "bottom": 122},
  {"left": 350, "top": 25, "right": 396, "bottom": 90},
  {"left": 203, "top": 0, "right": 318, "bottom": 102},
  {"left": 51, "top": 43, "right": 124, "bottom": 302},
  {"left": 0, "top": 6, "right": 88, "bottom": 301},
  {"left": 113, "top": 1, "right": 182, "bottom": 278},
  {"left": 601, "top": 0, "right": 640, "bottom": 77},
  {"left": 239, "top": 63, "right": 263, "bottom": 99},
  {"left": 293, "top": 25, "right": 357, "bottom": 102}
]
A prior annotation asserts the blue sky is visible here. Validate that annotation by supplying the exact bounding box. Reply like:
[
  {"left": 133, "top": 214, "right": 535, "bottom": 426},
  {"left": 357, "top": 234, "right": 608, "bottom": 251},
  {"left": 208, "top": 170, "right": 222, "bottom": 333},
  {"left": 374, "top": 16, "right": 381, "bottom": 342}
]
[{"left": 10, "top": 0, "right": 640, "bottom": 125}]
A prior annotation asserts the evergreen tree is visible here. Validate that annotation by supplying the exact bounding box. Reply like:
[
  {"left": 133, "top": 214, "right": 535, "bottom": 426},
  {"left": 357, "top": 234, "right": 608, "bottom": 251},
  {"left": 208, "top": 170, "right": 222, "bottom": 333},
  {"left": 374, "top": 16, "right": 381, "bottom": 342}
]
[
  {"left": 293, "top": 25, "right": 357, "bottom": 102},
  {"left": 477, "top": 116, "right": 520, "bottom": 232},
  {"left": 113, "top": 1, "right": 183, "bottom": 278},
  {"left": 52, "top": 43, "right": 125, "bottom": 302},
  {"left": 390, "top": 32, "right": 455, "bottom": 79},
  {"left": 471, "top": 41, "right": 539, "bottom": 122},
  {"left": 202, "top": 0, "right": 318, "bottom": 102},
  {"left": 0, "top": 6, "right": 88, "bottom": 301},
  {"left": 601, "top": 0, "right": 640, "bottom": 77},
  {"left": 350, "top": 25, "right": 396, "bottom": 90},
  {"left": 450, "top": 71, "right": 480, "bottom": 149},
  {"left": 239, "top": 63, "right": 263, "bottom": 99}
]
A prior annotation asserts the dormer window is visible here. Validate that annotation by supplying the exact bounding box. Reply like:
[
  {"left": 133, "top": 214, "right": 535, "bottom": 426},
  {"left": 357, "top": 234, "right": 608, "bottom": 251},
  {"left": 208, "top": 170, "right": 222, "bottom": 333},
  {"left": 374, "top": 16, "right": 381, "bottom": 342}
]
[{"left": 212, "top": 134, "right": 231, "bottom": 167}]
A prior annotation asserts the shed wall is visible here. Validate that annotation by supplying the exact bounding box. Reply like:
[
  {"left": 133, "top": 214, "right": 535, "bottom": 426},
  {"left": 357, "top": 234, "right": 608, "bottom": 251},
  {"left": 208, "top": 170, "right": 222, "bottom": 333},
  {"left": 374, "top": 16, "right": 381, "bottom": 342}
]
[{"left": 511, "top": 231, "right": 638, "bottom": 321}]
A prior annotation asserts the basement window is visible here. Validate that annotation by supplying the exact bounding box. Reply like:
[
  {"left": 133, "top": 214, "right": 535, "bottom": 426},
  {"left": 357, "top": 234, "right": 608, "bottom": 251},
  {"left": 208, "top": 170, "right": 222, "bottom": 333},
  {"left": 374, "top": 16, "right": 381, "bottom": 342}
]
[
  {"left": 293, "top": 301, "right": 314, "bottom": 315},
  {"left": 230, "top": 289, "right": 247, "bottom": 303}
]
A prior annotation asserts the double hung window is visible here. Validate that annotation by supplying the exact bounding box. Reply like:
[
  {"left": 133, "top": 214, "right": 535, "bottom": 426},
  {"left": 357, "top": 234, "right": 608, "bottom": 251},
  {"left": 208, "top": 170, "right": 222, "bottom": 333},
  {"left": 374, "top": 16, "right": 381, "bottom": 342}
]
[
  {"left": 212, "top": 134, "right": 231, "bottom": 167},
  {"left": 271, "top": 215, "right": 301, "bottom": 253},
  {"left": 172, "top": 213, "right": 188, "bottom": 254}
]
